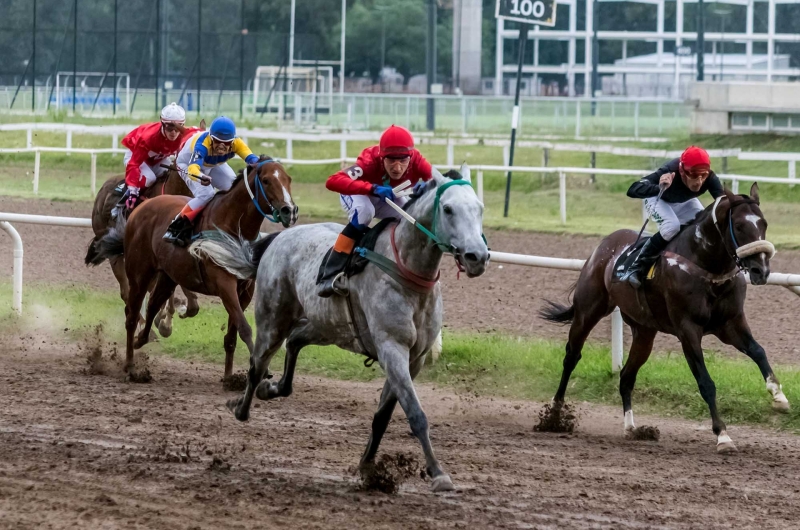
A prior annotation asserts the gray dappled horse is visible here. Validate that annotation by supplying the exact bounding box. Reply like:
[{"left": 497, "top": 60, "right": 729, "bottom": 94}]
[{"left": 192, "top": 164, "right": 488, "bottom": 491}]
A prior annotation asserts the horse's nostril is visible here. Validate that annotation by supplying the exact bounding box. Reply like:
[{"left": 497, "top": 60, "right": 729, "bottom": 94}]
[
  {"left": 464, "top": 252, "right": 478, "bottom": 262},
  {"left": 280, "top": 206, "right": 292, "bottom": 217}
]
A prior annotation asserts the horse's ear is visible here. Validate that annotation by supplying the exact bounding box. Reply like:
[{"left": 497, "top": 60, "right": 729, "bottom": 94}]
[
  {"left": 459, "top": 162, "right": 471, "bottom": 183},
  {"left": 749, "top": 182, "right": 760, "bottom": 205},
  {"left": 199, "top": 118, "right": 206, "bottom": 130},
  {"left": 431, "top": 166, "right": 447, "bottom": 187}
]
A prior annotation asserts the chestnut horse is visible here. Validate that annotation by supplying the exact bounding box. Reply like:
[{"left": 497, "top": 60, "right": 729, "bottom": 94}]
[
  {"left": 91, "top": 157, "right": 298, "bottom": 380},
  {"left": 85, "top": 169, "right": 200, "bottom": 336},
  {"left": 541, "top": 184, "right": 784, "bottom": 453}
]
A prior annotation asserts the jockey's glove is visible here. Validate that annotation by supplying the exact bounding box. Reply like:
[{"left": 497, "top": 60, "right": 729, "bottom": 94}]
[
  {"left": 371, "top": 184, "right": 396, "bottom": 201},
  {"left": 126, "top": 186, "right": 140, "bottom": 210},
  {"left": 413, "top": 181, "right": 427, "bottom": 195}
]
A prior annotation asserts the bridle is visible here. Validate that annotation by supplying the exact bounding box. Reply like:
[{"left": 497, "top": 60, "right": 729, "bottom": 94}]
[
  {"left": 710, "top": 195, "right": 775, "bottom": 272},
  {"left": 244, "top": 158, "right": 281, "bottom": 224}
]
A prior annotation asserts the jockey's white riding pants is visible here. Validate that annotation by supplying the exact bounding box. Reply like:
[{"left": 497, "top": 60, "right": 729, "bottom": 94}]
[
  {"left": 340, "top": 194, "right": 409, "bottom": 229},
  {"left": 644, "top": 197, "right": 704, "bottom": 241},
  {"left": 123, "top": 149, "right": 168, "bottom": 188},
  {"left": 178, "top": 162, "right": 237, "bottom": 211}
]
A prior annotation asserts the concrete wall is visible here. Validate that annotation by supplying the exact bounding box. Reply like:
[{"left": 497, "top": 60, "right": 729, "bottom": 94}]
[
  {"left": 689, "top": 82, "right": 800, "bottom": 134},
  {"left": 452, "top": 0, "right": 482, "bottom": 95}
]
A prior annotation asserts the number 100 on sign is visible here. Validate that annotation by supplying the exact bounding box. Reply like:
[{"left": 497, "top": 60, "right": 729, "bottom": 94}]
[{"left": 495, "top": 0, "right": 556, "bottom": 27}]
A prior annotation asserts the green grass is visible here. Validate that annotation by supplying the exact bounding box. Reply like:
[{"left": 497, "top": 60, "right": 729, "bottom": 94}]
[{"left": 3, "top": 282, "right": 800, "bottom": 432}]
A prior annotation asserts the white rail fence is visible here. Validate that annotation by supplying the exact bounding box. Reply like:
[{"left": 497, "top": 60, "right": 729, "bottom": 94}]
[
  {"left": 1, "top": 213, "right": 799, "bottom": 373},
  {"left": 1, "top": 122, "right": 800, "bottom": 184}
]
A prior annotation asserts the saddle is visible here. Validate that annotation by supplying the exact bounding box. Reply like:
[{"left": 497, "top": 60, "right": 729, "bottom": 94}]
[
  {"left": 315, "top": 219, "right": 394, "bottom": 285},
  {"left": 612, "top": 237, "right": 654, "bottom": 282}
]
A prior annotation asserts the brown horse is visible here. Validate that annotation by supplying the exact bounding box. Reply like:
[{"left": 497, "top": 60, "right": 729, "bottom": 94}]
[
  {"left": 541, "top": 184, "right": 783, "bottom": 453},
  {"left": 91, "top": 158, "right": 298, "bottom": 380},
  {"left": 84, "top": 168, "right": 200, "bottom": 336}
]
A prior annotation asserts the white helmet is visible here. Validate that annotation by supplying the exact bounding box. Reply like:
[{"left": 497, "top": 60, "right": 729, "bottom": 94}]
[{"left": 160, "top": 102, "right": 186, "bottom": 125}]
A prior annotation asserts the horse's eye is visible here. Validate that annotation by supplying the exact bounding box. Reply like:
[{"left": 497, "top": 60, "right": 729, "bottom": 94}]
[{"left": 443, "top": 205, "right": 453, "bottom": 215}]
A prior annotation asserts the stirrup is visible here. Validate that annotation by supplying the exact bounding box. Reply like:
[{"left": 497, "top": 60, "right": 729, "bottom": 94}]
[{"left": 331, "top": 272, "right": 348, "bottom": 296}]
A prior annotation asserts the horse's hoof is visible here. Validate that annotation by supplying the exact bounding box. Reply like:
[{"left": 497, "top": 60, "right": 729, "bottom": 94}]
[
  {"left": 226, "top": 397, "right": 249, "bottom": 422},
  {"left": 156, "top": 321, "right": 173, "bottom": 338},
  {"left": 430, "top": 474, "right": 455, "bottom": 493},
  {"left": 180, "top": 304, "right": 199, "bottom": 319},
  {"left": 772, "top": 399, "right": 790, "bottom": 413},
  {"left": 255, "top": 381, "right": 277, "bottom": 401},
  {"left": 717, "top": 441, "right": 738, "bottom": 454}
]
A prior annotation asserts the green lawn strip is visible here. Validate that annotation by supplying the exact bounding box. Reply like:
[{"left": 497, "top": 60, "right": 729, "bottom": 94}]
[{"left": 1, "top": 282, "right": 798, "bottom": 431}]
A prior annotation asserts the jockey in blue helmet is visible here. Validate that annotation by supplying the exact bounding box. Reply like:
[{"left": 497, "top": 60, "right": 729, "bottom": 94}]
[{"left": 164, "top": 116, "right": 260, "bottom": 246}]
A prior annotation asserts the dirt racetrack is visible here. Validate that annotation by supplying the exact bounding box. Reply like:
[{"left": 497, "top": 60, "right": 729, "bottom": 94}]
[
  {"left": 3, "top": 335, "right": 800, "bottom": 529},
  {"left": 1, "top": 196, "right": 799, "bottom": 364}
]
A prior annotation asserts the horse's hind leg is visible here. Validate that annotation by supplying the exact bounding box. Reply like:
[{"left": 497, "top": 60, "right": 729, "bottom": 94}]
[
  {"left": 134, "top": 273, "right": 176, "bottom": 350},
  {"left": 619, "top": 324, "right": 657, "bottom": 435},
  {"left": 154, "top": 292, "right": 176, "bottom": 338},
  {"left": 179, "top": 287, "right": 200, "bottom": 319},
  {"left": 714, "top": 314, "right": 789, "bottom": 412},
  {"left": 110, "top": 256, "right": 128, "bottom": 302},
  {"left": 221, "top": 282, "right": 255, "bottom": 379},
  {"left": 254, "top": 318, "right": 315, "bottom": 401},
  {"left": 553, "top": 297, "right": 609, "bottom": 405},
  {"left": 124, "top": 279, "right": 149, "bottom": 373},
  {"left": 227, "top": 324, "right": 287, "bottom": 422},
  {"left": 380, "top": 340, "right": 454, "bottom": 492}
]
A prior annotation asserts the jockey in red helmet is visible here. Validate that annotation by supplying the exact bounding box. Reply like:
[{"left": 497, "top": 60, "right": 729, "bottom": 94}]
[
  {"left": 115, "top": 103, "right": 200, "bottom": 215},
  {"left": 622, "top": 146, "right": 725, "bottom": 288},
  {"left": 316, "top": 125, "right": 433, "bottom": 297}
]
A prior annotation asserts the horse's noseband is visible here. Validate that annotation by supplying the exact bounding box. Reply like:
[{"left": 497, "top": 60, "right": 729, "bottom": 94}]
[
  {"left": 710, "top": 196, "right": 775, "bottom": 270},
  {"left": 245, "top": 159, "right": 280, "bottom": 224}
]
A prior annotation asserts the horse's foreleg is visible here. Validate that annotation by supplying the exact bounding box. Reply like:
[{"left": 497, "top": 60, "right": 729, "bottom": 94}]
[
  {"left": 227, "top": 327, "right": 285, "bottom": 422},
  {"left": 154, "top": 292, "right": 176, "bottom": 338},
  {"left": 255, "top": 319, "right": 309, "bottom": 401},
  {"left": 380, "top": 340, "right": 454, "bottom": 492},
  {"left": 359, "top": 381, "right": 398, "bottom": 469},
  {"left": 678, "top": 325, "right": 734, "bottom": 453},
  {"left": 135, "top": 273, "right": 176, "bottom": 349},
  {"left": 179, "top": 286, "right": 200, "bottom": 319},
  {"left": 619, "top": 325, "right": 657, "bottom": 435},
  {"left": 714, "top": 315, "right": 788, "bottom": 412}
]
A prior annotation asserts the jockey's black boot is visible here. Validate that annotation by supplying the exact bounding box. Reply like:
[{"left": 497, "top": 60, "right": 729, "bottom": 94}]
[
  {"left": 626, "top": 232, "right": 669, "bottom": 289},
  {"left": 317, "top": 223, "right": 365, "bottom": 298},
  {"left": 163, "top": 214, "right": 194, "bottom": 247}
]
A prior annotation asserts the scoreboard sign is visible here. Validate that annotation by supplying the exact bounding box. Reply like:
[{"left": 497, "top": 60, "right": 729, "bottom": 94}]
[{"left": 495, "top": 0, "right": 557, "bottom": 27}]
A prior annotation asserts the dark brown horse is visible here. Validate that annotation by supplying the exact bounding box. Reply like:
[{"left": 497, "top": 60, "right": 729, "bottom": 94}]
[
  {"left": 541, "top": 184, "right": 783, "bottom": 453},
  {"left": 90, "top": 158, "right": 298, "bottom": 380},
  {"left": 85, "top": 168, "right": 200, "bottom": 336}
]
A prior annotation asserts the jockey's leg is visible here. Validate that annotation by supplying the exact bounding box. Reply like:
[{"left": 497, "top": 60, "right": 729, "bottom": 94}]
[
  {"left": 207, "top": 163, "right": 237, "bottom": 190},
  {"left": 626, "top": 197, "right": 678, "bottom": 289},
  {"left": 163, "top": 169, "right": 214, "bottom": 246},
  {"left": 673, "top": 197, "right": 705, "bottom": 225},
  {"left": 316, "top": 194, "right": 374, "bottom": 298}
]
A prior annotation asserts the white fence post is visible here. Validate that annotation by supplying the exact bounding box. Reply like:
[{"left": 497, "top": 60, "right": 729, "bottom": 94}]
[
  {"left": 0, "top": 221, "right": 23, "bottom": 315},
  {"left": 286, "top": 138, "right": 293, "bottom": 160},
  {"left": 575, "top": 100, "right": 581, "bottom": 138},
  {"left": 26, "top": 128, "right": 32, "bottom": 149},
  {"left": 477, "top": 169, "right": 484, "bottom": 203},
  {"left": 559, "top": 170, "right": 567, "bottom": 225},
  {"left": 90, "top": 153, "right": 97, "bottom": 195},
  {"left": 502, "top": 145, "right": 510, "bottom": 166},
  {"left": 340, "top": 138, "right": 347, "bottom": 162},
  {"left": 789, "top": 160, "right": 796, "bottom": 187},
  {"left": 446, "top": 139, "right": 454, "bottom": 166},
  {"left": 33, "top": 149, "right": 40, "bottom": 194},
  {"left": 731, "top": 177, "right": 739, "bottom": 194},
  {"left": 611, "top": 307, "right": 624, "bottom": 372},
  {"left": 66, "top": 130, "right": 72, "bottom": 155},
  {"left": 112, "top": 133, "right": 119, "bottom": 156}
]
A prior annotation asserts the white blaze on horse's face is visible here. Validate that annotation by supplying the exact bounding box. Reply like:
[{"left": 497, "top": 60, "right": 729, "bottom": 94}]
[{"left": 432, "top": 164, "right": 489, "bottom": 278}]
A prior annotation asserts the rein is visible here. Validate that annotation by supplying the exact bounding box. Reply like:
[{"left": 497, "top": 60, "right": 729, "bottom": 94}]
[
  {"left": 244, "top": 159, "right": 280, "bottom": 224},
  {"left": 710, "top": 195, "right": 775, "bottom": 271}
]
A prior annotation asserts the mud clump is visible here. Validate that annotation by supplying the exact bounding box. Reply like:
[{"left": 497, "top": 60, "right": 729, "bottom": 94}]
[
  {"left": 223, "top": 372, "right": 248, "bottom": 392},
  {"left": 209, "top": 455, "right": 231, "bottom": 472},
  {"left": 82, "top": 324, "right": 121, "bottom": 377},
  {"left": 127, "top": 367, "right": 153, "bottom": 384},
  {"left": 359, "top": 453, "right": 420, "bottom": 494},
  {"left": 626, "top": 425, "right": 660, "bottom": 441},
  {"left": 534, "top": 402, "right": 579, "bottom": 434}
]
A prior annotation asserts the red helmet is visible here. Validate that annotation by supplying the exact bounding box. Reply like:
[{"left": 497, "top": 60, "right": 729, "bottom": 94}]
[
  {"left": 379, "top": 125, "right": 414, "bottom": 158},
  {"left": 680, "top": 146, "right": 710, "bottom": 170}
]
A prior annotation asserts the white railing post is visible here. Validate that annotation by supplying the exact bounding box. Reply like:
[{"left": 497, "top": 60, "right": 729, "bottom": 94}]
[
  {"left": 91, "top": 153, "right": 97, "bottom": 195},
  {"left": 26, "top": 128, "right": 32, "bottom": 149},
  {"left": 0, "top": 221, "right": 23, "bottom": 315},
  {"left": 33, "top": 149, "right": 40, "bottom": 194},
  {"left": 446, "top": 138, "right": 454, "bottom": 166},
  {"left": 611, "top": 307, "right": 624, "bottom": 372},
  {"left": 731, "top": 177, "right": 739, "bottom": 194},
  {"left": 66, "top": 130, "right": 72, "bottom": 156},
  {"left": 340, "top": 138, "right": 347, "bottom": 162},
  {"left": 789, "top": 160, "right": 796, "bottom": 187},
  {"left": 112, "top": 133, "right": 119, "bottom": 156},
  {"left": 575, "top": 100, "right": 581, "bottom": 138},
  {"left": 477, "top": 169, "right": 484, "bottom": 203},
  {"left": 286, "top": 138, "right": 293, "bottom": 160},
  {"left": 559, "top": 170, "right": 567, "bottom": 225},
  {"left": 502, "top": 145, "right": 510, "bottom": 166}
]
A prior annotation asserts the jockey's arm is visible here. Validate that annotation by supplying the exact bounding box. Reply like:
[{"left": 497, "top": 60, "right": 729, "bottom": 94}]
[
  {"left": 186, "top": 141, "right": 209, "bottom": 180},
  {"left": 627, "top": 161, "right": 673, "bottom": 199},
  {"left": 231, "top": 138, "right": 260, "bottom": 166},
  {"left": 124, "top": 141, "right": 149, "bottom": 188}
]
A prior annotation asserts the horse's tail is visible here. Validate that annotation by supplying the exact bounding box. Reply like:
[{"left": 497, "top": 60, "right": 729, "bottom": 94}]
[
  {"left": 87, "top": 216, "right": 126, "bottom": 266},
  {"left": 189, "top": 230, "right": 279, "bottom": 280},
  {"left": 539, "top": 300, "right": 575, "bottom": 325}
]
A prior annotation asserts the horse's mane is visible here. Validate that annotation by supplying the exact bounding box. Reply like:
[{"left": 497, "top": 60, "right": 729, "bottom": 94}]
[{"left": 223, "top": 154, "right": 276, "bottom": 193}]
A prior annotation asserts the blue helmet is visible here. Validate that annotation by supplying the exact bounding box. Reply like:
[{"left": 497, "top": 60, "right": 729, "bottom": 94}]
[{"left": 209, "top": 116, "right": 236, "bottom": 142}]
